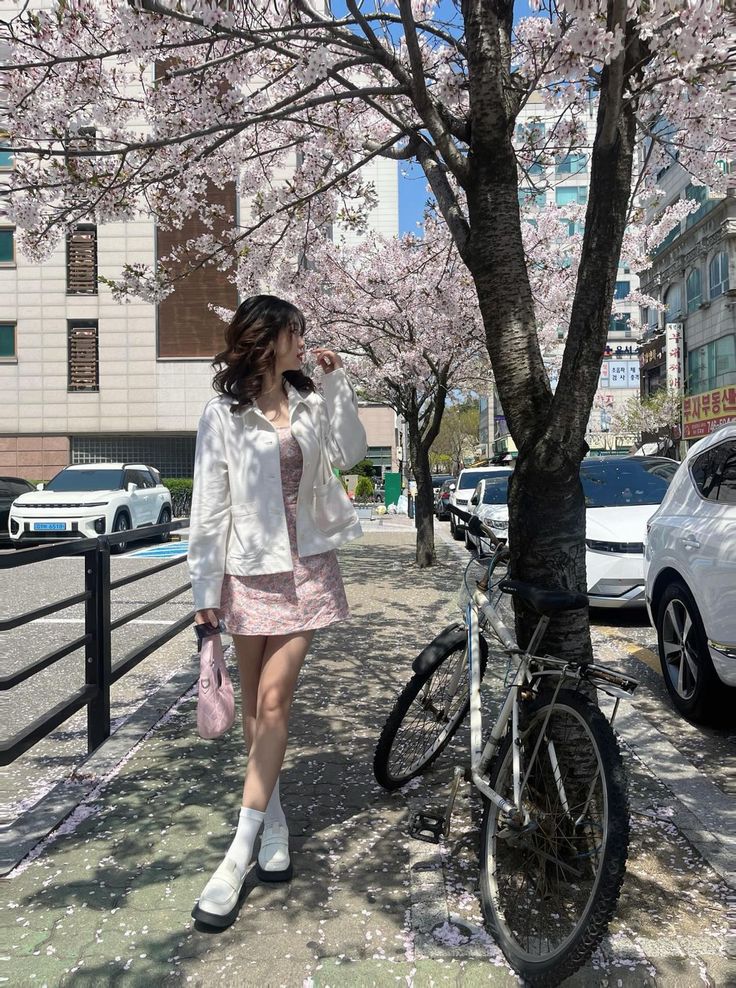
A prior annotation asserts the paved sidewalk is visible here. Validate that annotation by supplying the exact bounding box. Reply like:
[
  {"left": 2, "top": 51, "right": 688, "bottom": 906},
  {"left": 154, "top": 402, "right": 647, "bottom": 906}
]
[{"left": 2, "top": 529, "right": 734, "bottom": 987}]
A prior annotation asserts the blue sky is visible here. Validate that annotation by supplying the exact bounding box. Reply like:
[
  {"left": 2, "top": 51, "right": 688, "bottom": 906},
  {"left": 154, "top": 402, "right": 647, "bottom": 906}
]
[{"left": 398, "top": 0, "right": 538, "bottom": 233}]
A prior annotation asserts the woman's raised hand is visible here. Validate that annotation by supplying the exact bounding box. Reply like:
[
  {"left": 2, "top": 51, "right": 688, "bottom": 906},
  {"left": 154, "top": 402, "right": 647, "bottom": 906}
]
[{"left": 311, "top": 348, "right": 343, "bottom": 374}]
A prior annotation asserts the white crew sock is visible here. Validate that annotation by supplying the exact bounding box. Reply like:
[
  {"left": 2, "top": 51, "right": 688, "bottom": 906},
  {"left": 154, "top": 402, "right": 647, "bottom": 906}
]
[
  {"left": 265, "top": 778, "right": 287, "bottom": 827},
  {"left": 225, "top": 806, "right": 265, "bottom": 877}
]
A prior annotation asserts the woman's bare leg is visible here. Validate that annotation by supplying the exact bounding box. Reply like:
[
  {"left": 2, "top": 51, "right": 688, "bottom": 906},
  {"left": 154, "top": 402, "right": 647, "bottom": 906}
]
[
  {"left": 241, "top": 630, "right": 313, "bottom": 810},
  {"left": 232, "top": 634, "right": 268, "bottom": 751}
]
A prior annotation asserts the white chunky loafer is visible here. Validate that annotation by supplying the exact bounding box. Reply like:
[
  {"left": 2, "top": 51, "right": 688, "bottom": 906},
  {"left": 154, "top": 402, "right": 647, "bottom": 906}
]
[
  {"left": 191, "top": 856, "right": 247, "bottom": 928},
  {"left": 256, "top": 821, "right": 293, "bottom": 882}
]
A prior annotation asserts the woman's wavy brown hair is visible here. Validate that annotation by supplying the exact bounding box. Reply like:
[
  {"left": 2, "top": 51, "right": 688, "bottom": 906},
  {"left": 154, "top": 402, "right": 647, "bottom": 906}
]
[{"left": 212, "top": 295, "right": 315, "bottom": 414}]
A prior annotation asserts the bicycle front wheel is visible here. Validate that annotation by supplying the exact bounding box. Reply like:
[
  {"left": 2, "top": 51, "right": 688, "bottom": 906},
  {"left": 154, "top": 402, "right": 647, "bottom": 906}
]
[
  {"left": 373, "top": 628, "right": 487, "bottom": 791},
  {"left": 479, "top": 690, "right": 629, "bottom": 986}
]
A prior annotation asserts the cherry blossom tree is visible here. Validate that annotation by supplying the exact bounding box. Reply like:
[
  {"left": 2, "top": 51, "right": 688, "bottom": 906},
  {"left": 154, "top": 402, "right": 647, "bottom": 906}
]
[
  {"left": 611, "top": 387, "right": 683, "bottom": 441},
  {"left": 3, "top": 0, "right": 733, "bottom": 659},
  {"left": 291, "top": 220, "right": 490, "bottom": 567}
]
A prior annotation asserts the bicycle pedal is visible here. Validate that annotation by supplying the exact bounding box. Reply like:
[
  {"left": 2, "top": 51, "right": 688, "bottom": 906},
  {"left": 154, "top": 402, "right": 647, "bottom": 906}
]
[{"left": 408, "top": 810, "right": 445, "bottom": 844}]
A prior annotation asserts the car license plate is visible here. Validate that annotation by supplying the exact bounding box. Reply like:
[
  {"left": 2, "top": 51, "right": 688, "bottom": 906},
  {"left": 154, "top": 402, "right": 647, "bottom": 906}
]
[{"left": 34, "top": 522, "right": 66, "bottom": 531}]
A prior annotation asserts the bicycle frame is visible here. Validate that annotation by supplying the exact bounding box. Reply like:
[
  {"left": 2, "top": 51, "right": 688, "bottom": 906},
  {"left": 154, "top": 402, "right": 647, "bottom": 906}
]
[{"left": 454, "top": 554, "right": 638, "bottom": 825}]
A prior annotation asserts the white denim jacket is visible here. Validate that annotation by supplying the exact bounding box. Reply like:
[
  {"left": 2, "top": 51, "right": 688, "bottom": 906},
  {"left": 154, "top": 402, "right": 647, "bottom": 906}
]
[{"left": 187, "top": 368, "right": 367, "bottom": 610}]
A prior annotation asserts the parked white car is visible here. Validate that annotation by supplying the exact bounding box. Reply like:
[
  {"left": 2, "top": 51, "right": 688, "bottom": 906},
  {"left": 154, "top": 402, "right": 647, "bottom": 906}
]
[
  {"left": 9, "top": 463, "right": 172, "bottom": 552},
  {"left": 644, "top": 425, "right": 736, "bottom": 723},
  {"left": 582, "top": 456, "right": 678, "bottom": 608},
  {"left": 465, "top": 472, "right": 513, "bottom": 552},
  {"left": 461, "top": 456, "right": 678, "bottom": 609},
  {"left": 449, "top": 465, "right": 515, "bottom": 540}
]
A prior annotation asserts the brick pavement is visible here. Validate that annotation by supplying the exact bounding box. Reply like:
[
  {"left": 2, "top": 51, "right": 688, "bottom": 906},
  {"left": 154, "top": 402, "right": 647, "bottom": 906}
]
[{"left": 1, "top": 527, "right": 733, "bottom": 987}]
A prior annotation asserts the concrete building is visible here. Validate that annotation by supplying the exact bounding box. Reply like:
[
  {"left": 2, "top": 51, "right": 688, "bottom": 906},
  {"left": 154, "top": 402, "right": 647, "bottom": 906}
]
[
  {"left": 0, "top": 82, "right": 400, "bottom": 481},
  {"left": 637, "top": 162, "right": 735, "bottom": 442}
]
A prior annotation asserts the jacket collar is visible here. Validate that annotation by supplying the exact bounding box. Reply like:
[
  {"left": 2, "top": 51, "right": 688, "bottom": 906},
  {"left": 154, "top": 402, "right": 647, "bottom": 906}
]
[{"left": 238, "top": 379, "right": 313, "bottom": 422}]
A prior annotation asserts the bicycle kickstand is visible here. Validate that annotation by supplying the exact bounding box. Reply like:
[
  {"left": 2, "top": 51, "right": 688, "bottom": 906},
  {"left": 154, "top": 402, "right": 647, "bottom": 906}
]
[{"left": 408, "top": 765, "right": 467, "bottom": 844}]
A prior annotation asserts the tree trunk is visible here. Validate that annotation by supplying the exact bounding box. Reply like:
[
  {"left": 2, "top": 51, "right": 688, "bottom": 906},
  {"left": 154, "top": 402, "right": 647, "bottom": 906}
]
[
  {"left": 460, "top": 0, "right": 637, "bottom": 657},
  {"left": 408, "top": 415, "right": 436, "bottom": 568}
]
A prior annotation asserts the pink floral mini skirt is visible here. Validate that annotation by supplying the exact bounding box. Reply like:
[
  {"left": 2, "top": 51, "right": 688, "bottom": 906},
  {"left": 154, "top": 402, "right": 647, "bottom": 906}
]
[{"left": 219, "top": 427, "right": 349, "bottom": 636}]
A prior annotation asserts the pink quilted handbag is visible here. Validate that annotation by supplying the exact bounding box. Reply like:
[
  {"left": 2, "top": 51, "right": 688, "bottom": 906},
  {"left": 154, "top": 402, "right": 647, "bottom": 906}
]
[{"left": 195, "top": 624, "right": 235, "bottom": 740}]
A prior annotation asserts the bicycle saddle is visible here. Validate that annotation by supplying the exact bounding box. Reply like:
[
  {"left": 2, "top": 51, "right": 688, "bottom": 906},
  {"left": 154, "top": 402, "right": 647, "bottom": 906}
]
[{"left": 499, "top": 579, "right": 588, "bottom": 614}]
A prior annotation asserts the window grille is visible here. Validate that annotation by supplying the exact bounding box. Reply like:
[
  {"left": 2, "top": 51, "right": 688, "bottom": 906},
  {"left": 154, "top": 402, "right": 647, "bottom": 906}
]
[
  {"left": 67, "top": 225, "right": 98, "bottom": 295},
  {"left": 68, "top": 320, "right": 99, "bottom": 392}
]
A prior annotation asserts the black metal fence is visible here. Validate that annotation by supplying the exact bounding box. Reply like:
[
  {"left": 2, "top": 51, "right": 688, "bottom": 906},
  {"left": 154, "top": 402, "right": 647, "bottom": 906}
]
[{"left": 0, "top": 520, "right": 193, "bottom": 766}]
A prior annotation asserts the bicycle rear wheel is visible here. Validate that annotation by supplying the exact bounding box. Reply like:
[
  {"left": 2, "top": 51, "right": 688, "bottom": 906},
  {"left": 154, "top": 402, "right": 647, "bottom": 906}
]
[
  {"left": 479, "top": 690, "right": 629, "bottom": 986},
  {"left": 373, "top": 628, "right": 487, "bottom": 791}
]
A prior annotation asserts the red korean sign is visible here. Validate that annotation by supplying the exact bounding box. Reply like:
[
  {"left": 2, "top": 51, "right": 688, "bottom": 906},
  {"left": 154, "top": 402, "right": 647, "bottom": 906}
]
[{"left": 683, "top": 386, "right": 736, "bottom": 438}]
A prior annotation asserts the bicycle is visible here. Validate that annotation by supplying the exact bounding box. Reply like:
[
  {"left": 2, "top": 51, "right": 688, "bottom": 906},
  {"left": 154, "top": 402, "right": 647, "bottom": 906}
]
[{"left": 373, "top": 505, "right": 638, "bottom": 985}]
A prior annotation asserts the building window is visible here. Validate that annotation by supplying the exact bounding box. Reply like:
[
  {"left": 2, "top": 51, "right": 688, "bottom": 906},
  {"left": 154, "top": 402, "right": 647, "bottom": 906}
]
[
  {"left": 66, "top": 225, "right": 98, "bottom": 295},
  {"left": 609, "top": 313, "right": 631, "bottom": 335},
  {"left": 367, "top": 445, "right": 393, "bottom": 469},
  {"left": 555, "top": 186, "right": 587, "bottom": 206},
  {"left": 72, "top": 434, "right": 196, "bottom": 479},
  {"left": 614, "top": 280, "right": 630, "bottom": 300},
  {"left": 0, "top": 228, "right": 15, "bottom": 265},
  {"left": 518, "top": 189, "right": 546, "bottom": 208},
  {"left": 0, "top": 137, "right": 13, "bottom": 171},
  {"left": 556, "top": 153, "right": 587, "bottom": 176},
  {"left": 686, "top": 268, "right": 702, "bottom": 312},
  {"left": 567, "top": 221, "right": 584, "bottom": 236},
  {"left": 0, "top": 322, "right": 16, "bottom": 358},
  {"left": 687, "top": 334, "right": 736, "bottom": 394},
  {"left": 709, "top": 251, "right": 729, "bottom": 300},
  {"left": 664, "top": 283, "right": 682, "bottom": 322},
  {"left": 68, "top": 320, "right": 99, "bottom": 392}
]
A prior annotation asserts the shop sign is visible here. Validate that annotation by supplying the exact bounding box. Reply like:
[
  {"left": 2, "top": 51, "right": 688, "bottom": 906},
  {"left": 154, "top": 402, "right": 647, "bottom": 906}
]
[
  {"left": 683, "top": 386, "right": 736, "bottom": 438},
  {"left": 665, "top": 322, "right": 684, "bottom": 391}
]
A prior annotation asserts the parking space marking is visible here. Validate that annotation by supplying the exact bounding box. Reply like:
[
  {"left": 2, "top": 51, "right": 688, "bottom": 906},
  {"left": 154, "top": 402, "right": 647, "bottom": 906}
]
[
  {"left": 596, "top": 628, "right": 661, "bottom": 673},
  {"left": 127, "top": 542, "right": 189, "bottom": 558}
]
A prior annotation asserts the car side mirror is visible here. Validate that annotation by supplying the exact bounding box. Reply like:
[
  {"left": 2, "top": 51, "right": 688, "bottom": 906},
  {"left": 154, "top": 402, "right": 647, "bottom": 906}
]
[
  {"left": 470, "top": 495, "right": 478, "bottom": 506},
  {"left": 127, "top": 482, "right": 138, "bottom": 494},
  {"left": 36, "top": 482, "right": 44, "bottom": 491},
  {"left": 449, "top": 484, "right": 456, "bottom": 491}
]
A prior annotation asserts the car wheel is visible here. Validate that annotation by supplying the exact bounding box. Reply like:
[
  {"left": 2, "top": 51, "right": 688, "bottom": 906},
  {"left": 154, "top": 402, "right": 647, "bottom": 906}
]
[
  {"left": 157, "top": 506, "right": 172, "bottom": 543},
  {"left": 452, "top": 521, "right": 463, "bottom": 541},
  {"left": 464, "top": 529, "right": 474, "bottom": 553},
  {"left": 110, "top": 512, "right": 131, "bottom": 555},
  {"left": 656, "top": 581, "right": 723, "bottom": 724}
]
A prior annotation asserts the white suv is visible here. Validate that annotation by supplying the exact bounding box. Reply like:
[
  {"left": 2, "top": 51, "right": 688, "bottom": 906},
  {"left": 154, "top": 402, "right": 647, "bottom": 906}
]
[
  {"left": 9, "top": 463, "right": 172, "bottom": 552},
  {"left": 449, "top": 466, "right": 514, "bottom": 540},
  {"left": 644, "top": 425, "right": 736, "bottom": 724}
]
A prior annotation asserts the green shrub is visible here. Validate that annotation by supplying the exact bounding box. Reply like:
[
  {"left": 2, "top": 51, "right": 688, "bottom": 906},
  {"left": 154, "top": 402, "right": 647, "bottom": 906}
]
[
  {"left": 355, "top": 476, "right": 374, "bottom": 501},
  {"left": 354, "top": 458, "right": 376, "bottom": 478},
  {"left": 163, "top": 477, "right": 193, "bottom": 498}
]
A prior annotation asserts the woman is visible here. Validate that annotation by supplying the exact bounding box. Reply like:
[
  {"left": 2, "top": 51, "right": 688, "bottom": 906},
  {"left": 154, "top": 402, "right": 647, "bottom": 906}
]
[{"left": 187, "top": 294, "right": 366, "bottom": 928}]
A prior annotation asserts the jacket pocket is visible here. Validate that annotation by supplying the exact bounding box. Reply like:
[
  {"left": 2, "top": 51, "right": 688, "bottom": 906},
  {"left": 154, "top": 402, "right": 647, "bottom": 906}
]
[
  {"left": 313, "top": 477, "right": 357, "bottom": 535},
  {"left": 229, "top": 503, "right": 265, "bottom": 560}
]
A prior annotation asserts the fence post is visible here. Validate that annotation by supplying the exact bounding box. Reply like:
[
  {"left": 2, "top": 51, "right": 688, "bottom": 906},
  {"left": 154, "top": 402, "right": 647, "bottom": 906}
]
[{"left": 85, "top": 540, "right": 112, "bottom": 753}]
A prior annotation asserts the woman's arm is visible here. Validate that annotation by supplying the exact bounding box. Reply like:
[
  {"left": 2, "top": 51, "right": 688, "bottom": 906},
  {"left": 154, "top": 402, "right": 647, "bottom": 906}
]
[
  {"left": 187, "top": 405, "right": 231, "bottom": 612},
  {"left": 318, "top": 362, "right": 368, "bottom": 471}
]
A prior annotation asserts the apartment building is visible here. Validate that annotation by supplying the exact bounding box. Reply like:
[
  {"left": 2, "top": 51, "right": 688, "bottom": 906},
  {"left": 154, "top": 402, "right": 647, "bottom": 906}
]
[{"left": 0, "top": 92, "right": 400, "bottom": 481}]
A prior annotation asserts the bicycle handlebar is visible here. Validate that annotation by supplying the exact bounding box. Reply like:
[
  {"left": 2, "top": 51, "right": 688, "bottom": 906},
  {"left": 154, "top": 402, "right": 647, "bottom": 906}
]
[{"left": 449, "top": 502, "right": 505, "bottom": 547}]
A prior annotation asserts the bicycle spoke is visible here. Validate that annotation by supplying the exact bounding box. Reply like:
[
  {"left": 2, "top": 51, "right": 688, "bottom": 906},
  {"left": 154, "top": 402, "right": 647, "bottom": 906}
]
[
  {"left": 385, "top": 658, "right": 469, "bottom": 780},
  {"left": 485, "top": 700, "right": 611, "bottom": 960}
]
